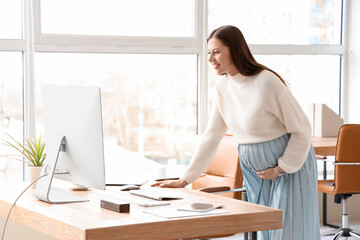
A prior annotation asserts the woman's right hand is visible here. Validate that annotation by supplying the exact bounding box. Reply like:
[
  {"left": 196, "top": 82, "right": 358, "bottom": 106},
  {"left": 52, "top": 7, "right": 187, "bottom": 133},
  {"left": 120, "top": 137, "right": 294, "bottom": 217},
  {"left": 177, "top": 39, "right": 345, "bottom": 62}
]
[{"left": 150, "top": 179, "right": 188, "bottom": 188}]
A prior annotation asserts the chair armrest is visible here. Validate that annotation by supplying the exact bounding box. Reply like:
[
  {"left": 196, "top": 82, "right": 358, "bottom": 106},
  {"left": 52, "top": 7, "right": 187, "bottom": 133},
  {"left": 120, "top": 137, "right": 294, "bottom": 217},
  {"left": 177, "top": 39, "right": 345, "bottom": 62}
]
[
  {"left": 333, "top": 162, "right": 360, "bottom": 165},
  {"left": 317, "top": 157, "right": 335, "bottom": 163},
  {"left": 154, "top": 177, "right": 180, "bottom": 181},
  {"left": 229, "top": 187, "right": 246, "bottom": 191},
  {"left": 198, "top": 186, "right": 246, "bottom": 194},
  {"left": 221, "top": 187, "right": 246, "bottom": 193},
  {"left": 198, "top": 186, "right": 231, "bottom": 193}
]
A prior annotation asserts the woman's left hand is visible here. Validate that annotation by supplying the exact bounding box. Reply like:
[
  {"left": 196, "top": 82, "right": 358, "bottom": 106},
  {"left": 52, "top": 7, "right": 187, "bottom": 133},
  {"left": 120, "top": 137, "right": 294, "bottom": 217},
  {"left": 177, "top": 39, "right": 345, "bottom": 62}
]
[{"left": 256, "top": 167, "right": 280, "bottom": 180}]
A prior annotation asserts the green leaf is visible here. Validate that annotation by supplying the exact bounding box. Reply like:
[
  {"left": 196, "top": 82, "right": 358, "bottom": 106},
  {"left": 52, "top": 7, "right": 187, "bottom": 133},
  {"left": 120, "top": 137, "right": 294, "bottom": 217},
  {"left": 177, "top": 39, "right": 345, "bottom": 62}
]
[{"left": 1, "top": 133, "right": 46, "bottom": 167}]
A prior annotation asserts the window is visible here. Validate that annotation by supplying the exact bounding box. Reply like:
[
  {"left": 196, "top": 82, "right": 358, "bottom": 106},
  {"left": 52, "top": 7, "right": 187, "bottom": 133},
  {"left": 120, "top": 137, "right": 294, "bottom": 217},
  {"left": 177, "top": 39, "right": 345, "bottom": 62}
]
[
  {"left": 0, "top": 52, "right": 23, "bottom": 176},
  {"left": 1, "top": 0, "right": 347, "bottom": 180},
  {"left": 40, "top": 0, "right": 195, "bottom": 37},
  {"left": 255, "top": 55, "right": 341, "bottom": 113},
  {"left": 0, "top": 0, "right": 22, "bottom": 39},
  {"left": 208, "top": 0, "right": 344, "bottom": 177},
  {"left": 0, "top": 0, "right": 24, "bottom": 180},
  {"left": 33, "top": 0, "right": 203, "bottom": 169},
  {"left": 208, "top": 0, "right": 342, "bottom": 44},
  {"left": 35, "top": 53, "right": 198, "bottom": 165},
  {"left": 208, "top": 0, "right": 343, "bottom": 115}
]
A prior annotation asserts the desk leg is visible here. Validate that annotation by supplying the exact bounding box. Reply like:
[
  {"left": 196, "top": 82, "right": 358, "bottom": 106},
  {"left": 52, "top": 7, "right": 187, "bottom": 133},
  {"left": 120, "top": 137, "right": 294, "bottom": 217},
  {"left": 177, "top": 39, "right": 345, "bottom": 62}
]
[
  {"left": 323, "top": 192, "right": 328, "bottom": 225},
  {"left": 322, "top": 161, "right": 340, "bottom": 229},
  {"left": 243, "top": 194, "right": 250, "bottom": 240},
  {"left": 323, "top": 161, "right": 328, "bottom": 226},
  {"left": 243, "top": 191, "right": 257, "bottom": 240}
]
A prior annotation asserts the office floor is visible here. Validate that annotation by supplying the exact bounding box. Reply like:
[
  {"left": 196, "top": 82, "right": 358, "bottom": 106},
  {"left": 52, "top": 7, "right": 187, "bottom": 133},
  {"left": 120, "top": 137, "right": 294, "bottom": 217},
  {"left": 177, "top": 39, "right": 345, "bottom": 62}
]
[
  {"left": 201, "top": 222, "right": 360, "bottom": 240},
  {"left": 320, "top": 222, "right": 360, "bottom": 240}
]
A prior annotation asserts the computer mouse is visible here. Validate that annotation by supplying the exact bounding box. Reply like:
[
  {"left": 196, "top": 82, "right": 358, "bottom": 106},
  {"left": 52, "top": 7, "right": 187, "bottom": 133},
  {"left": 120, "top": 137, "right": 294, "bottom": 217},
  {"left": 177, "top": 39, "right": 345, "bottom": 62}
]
[{"left": 119, "top": 185, "right": 141, "bottom": 191}]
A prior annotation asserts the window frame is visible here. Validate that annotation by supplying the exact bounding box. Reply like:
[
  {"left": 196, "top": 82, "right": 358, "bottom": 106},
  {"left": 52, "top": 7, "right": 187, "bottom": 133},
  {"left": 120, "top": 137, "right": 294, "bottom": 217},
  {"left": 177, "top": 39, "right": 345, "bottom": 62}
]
[
  {"left": 0, "top": 0, "right": 349, "bottom": 179},
  {"left": 31, "top": 0, "right": 209, "bottom": 134},
  {"left": 27, "top": 0, "right": 349, "bottom": 135}
]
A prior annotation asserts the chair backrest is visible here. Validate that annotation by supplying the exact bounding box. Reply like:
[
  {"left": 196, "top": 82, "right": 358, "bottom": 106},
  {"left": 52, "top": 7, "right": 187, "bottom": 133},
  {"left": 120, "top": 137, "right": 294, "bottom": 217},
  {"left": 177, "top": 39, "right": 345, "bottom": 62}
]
[
  {"left": 191, "top": 135, "right": 243, "bottom": 199},
  {"left": 334, "top": 124, "right": 360, "bottom": 194}
]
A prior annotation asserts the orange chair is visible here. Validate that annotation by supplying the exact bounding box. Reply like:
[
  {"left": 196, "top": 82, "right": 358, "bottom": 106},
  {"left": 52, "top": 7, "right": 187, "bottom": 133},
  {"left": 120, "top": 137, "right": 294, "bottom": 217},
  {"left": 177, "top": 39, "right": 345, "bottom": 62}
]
[
  {"left": 155, "top": 134, "right": 249, "bottom": 239},
  {"left": 191, "top": 134, "right": 244, "bottom": 200},
  {"left": 318, "top": 124, "right": 360, "bottom": 239},
  {"left": 191, "top": 134, "right": 253, "bottom": 240}
]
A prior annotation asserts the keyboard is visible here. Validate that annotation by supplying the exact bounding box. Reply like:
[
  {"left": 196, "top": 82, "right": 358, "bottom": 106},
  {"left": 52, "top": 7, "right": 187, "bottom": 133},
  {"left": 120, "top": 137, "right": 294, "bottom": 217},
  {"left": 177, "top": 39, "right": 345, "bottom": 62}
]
[{"left": 129, "top": 188, "right": 183, "bottom": 201}]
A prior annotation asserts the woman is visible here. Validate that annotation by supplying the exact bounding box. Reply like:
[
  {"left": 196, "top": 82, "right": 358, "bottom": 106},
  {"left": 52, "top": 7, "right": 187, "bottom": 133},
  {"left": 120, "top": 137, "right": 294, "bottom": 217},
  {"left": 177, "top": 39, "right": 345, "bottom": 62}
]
[{"left": 152, "top": 25, "right": 320, "bottom": 240}]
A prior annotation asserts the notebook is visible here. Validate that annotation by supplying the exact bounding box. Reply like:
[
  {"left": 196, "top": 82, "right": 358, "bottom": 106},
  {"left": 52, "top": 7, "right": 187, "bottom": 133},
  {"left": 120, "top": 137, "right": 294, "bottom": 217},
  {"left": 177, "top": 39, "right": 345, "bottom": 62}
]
[{"left": 129, "top": 188, "right": 183, "bottom": 201}]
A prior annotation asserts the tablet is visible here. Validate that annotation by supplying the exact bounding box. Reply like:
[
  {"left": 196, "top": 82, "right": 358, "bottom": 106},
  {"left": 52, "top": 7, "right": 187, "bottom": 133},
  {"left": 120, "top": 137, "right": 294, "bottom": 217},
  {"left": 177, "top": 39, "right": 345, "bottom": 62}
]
[{"left": 176, "top": 203, "right": 224, "bottom": 212}]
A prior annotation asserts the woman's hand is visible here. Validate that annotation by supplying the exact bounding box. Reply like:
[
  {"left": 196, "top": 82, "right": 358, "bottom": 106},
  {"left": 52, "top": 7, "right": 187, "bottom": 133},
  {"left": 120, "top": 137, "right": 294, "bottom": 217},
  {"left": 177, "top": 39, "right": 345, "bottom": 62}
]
[
  {"left": 151, "top": 179, "right": 188, "bottom": 188},
  {"left": 256, "top": 166, "right": 284, "bottom": 180}
]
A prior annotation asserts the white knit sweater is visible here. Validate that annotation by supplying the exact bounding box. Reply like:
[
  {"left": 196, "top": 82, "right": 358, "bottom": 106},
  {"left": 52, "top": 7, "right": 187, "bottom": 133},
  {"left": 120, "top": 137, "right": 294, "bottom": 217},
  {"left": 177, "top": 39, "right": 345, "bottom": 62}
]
[{"left": 181, "top": 70, "right": 311, "bottom": 184}]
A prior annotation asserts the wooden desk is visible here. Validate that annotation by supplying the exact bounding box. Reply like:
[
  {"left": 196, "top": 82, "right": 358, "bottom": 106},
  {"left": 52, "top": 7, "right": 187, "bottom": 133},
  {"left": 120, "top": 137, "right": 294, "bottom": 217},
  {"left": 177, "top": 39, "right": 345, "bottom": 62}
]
[
  {"left": 312, "top": 137, "right": 337, "bottom": 156},
  {"left": 0, "top": 183, "right": 282, "bottom": 240}
]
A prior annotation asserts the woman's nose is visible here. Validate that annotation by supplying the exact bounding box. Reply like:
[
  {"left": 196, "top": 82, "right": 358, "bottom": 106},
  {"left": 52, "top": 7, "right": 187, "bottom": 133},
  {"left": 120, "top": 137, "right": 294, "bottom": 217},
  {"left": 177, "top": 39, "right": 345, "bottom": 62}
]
[{"left": 208, "top": 54, "right": 214, "bottom": 62}]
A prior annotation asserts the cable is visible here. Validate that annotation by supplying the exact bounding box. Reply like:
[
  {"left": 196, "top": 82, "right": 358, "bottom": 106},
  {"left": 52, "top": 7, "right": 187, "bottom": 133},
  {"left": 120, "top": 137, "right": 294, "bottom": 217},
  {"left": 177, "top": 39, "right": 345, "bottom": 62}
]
[{"left": 1, "top": 174, "right": 48, "bottom": 240}]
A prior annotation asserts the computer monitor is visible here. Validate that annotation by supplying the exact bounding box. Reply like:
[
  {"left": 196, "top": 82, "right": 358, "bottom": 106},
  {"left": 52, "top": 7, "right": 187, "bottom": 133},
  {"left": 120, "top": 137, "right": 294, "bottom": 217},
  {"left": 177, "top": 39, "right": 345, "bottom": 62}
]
[{"left": 34, "top": 85, "right": 106, "bottom": 203}]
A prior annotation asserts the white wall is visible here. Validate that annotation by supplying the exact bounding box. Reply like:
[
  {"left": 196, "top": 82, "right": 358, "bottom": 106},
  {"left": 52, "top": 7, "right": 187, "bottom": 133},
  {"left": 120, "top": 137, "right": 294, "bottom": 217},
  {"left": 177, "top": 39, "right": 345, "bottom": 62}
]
[
  {"left": 345, "top": 0, "right": 360, "bottom": 123},
  {"left": 318, "top": 192, "right": 360, "bottom": 224}
]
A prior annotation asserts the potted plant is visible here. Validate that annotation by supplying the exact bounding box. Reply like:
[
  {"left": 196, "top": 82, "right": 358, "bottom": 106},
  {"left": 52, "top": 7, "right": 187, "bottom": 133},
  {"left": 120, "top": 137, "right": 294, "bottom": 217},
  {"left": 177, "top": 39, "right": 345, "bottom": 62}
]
[{"left": 1, "top": 133, "right": 46, "bottom": 186}]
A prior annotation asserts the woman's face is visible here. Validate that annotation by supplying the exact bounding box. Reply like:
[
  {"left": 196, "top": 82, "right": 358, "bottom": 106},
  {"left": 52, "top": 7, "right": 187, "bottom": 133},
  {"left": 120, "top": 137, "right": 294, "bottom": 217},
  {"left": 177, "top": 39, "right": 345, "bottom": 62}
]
[{"left": 208, "top": 38, "right": 238, "bottom": 76}]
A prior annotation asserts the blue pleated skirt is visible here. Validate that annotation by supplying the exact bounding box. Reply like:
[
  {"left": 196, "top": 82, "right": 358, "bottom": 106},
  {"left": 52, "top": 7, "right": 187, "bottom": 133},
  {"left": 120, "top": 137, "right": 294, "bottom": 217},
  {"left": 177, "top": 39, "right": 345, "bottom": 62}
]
[{"left": 238, "top": 134, "right": 321, "bottom": 240}]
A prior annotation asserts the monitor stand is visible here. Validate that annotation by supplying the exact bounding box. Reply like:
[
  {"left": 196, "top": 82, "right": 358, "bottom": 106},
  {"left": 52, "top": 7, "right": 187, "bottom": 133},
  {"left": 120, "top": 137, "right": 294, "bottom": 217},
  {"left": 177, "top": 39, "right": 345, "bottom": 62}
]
[{"left": 34, "top": 135, "right": 89, "bottom": 203}]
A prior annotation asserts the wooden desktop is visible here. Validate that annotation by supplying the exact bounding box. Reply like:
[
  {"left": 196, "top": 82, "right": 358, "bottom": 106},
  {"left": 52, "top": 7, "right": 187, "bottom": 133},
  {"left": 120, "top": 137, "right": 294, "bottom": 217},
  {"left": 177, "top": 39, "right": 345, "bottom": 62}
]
[
  {"left": 312, "top": 137, "right": 337, "bottom": 156},
  {"left": 0, "top": 182, "right": 282, "bottom": 240}
]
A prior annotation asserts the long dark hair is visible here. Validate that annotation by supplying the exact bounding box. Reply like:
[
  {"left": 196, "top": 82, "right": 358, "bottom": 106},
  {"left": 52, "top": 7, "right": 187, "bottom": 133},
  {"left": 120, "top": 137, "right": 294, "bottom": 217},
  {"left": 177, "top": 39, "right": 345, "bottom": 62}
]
[{"left": 207, "top": 25, "right": 287, "bottom": 85}]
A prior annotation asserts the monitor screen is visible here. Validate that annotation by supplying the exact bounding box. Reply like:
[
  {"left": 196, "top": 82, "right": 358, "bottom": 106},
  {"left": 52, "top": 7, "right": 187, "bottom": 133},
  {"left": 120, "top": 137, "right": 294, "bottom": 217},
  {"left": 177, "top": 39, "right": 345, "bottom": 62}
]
[{"left": 34, "top": 85, "right": 106, "bottom": 203}]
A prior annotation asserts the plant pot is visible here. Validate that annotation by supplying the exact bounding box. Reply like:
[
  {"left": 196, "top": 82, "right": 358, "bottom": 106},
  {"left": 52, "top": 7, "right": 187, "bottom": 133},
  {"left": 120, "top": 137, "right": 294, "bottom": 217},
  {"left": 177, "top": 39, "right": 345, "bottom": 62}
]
[{"left": 27, "top": 165, "right": 43, "bottom": 188}]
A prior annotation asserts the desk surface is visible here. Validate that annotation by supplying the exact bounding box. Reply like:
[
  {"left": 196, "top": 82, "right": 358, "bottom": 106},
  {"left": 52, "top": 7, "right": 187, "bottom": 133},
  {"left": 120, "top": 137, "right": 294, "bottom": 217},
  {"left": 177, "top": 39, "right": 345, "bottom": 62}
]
[
  {"left": 312, "top": 137, "right": 337, "bottom": 156},
  {"left": 0, "top": 183, "right": 282, "bottom": 240}
]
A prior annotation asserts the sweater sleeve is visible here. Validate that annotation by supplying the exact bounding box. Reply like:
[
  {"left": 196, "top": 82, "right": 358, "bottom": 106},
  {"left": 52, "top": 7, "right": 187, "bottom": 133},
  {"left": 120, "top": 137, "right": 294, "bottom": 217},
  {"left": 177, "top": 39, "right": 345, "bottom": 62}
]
[
  {"left": 181, "top": 101, "right": 228, "bottom": 184},
  {"left": 273, "top": 86, "right": 312, "bottom": 173}
]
